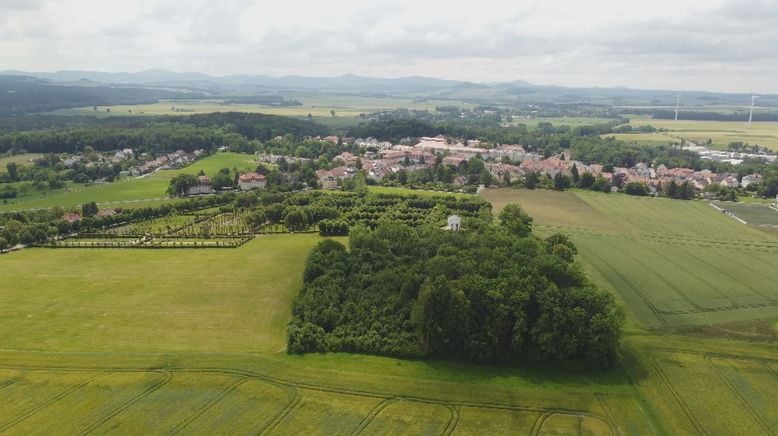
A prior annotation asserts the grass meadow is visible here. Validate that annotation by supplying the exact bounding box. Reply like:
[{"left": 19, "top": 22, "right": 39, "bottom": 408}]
[{"left": 0, "top": 152, "right": 257, "bottom": 212}]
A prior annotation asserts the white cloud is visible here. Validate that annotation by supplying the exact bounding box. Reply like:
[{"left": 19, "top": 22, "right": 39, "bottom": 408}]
[{"left": 1, "top": 0, "right": 777, "bottom": 93}]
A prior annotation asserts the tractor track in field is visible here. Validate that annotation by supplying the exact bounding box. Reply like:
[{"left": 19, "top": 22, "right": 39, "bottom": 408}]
[
  {"left": 0, "top": 378, "right": 19, "bottom": 392},
  {"left": 705, "top": 357, "right": 774, "bottom": 436},
  {"left": 349, "top": 397, "right": 398, "bottom": 435},
  {"left": 256, "top": 386, "right": 302, "bottom": 436},
  {"left": 585, "top": 239, "right": 778, "bottom": 318},
  {"left": 78, "top": 369, "right": 173, "bottom": 436},
  {"left": 701, "top": 249, "right": 778, "bottom": 304},
  {"left": 596, "top": 393, "right": 620, "bottom": 436},
  {"left": 441, "top": 403, "right": 460, "bottom": 436},
  {"left": 581, "top": 246, "right": 669, "bottom": 327},
  {"left": 169, "top": 378, "right": 249, "bottom": 435},
  {"left": 0, "top": 370, "right": 111, "bottom": 433},
  {"left": 536, "top": 225, "right": 778, "bottom": 253},
  {"left": 649, "top": 360, "right": 706, "bottom": 435},
  {"left": 0, "top": 363, "right": 615, "bottom": 435},
  {"left": 529, "top": 412, "right": 553, "bottom": 436}
]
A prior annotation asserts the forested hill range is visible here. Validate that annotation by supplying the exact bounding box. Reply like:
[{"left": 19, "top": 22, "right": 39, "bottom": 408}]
[{"left": 3, "top": 69, "right": 778, "bottom": 109}]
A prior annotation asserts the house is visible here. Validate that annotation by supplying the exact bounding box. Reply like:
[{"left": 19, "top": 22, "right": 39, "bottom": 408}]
[
  {"left": 238, "top": 172, "right": 267, "bottom": 191},
  {"left": 187, "top": 176, "right": 215, "bottom": 195},
  {"left": 97, "top": 208, "right": 117, "bottom": 217},
  {"left": 315, "top": 167, "right": 355, "bottom": 189},
  {"left": 62, "top": 213, "right": 81, "bottom": 223},
  {"left": 447, "top": 215, "right": 462, "bottom": 231},
  {"left": 741, "top": 174, "right": 762, "bottom": 188}
]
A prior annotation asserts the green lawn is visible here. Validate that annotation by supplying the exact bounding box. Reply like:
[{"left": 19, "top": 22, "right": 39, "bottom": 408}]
[
  {"left": 0, "top": 152, "right": 257, "bottom": 212},
  {"left": 367, "top": 185, "right": 472, "bottom": 198}
]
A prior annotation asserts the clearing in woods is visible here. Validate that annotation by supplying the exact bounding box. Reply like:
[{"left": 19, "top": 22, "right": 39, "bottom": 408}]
[{"left": 480, "top": 188, "right": 778, "bottom": 328}]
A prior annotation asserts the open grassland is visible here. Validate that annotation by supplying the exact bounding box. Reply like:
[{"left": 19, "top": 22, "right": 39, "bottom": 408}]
[
  {"left": 0, "top": 235, "right": 325, "bottom": 353},
  {"left": 481, "top": 188, "right": 778, "bottom": 328},
  {"left": 627, "top": 116, "right": 778, "bottom": 151},
  {"left": 0, "top": 152, "right": 257, "bottom": 212},
  {"left": 1, "top": 229, "right": 776, "bottom": 433},
  {"left": 0, "top": 153, "right": 44, "bottom": 167}
]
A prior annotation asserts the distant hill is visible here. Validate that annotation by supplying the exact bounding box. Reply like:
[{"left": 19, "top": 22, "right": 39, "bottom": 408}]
[
  {"left": 3, "top": 69, "right": 778, "bottom": 108},
  {"left": 0, "top": 75, "right": 206, "bottom": 116}
]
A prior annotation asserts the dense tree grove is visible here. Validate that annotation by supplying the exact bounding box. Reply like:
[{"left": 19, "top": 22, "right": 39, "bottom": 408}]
[{"left": 289, "top": 212, "right": 623, "bottom": 368}]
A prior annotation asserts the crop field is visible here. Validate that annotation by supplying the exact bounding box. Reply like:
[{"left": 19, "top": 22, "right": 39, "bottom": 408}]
[
  {"left": 627, "top": 116, "right": 778, "bottom": 151},
  {"left": 481, "top": 188, "right": 778, "bottom": 328},
  {"left": 713, "top": 201, "right": 778, "bottom": 228},
  {"left": 0, "top": 152, "right": 257, "bottom": 212},
  {"left": 51, "top": 95, "right": 475, "bottom": 121}
]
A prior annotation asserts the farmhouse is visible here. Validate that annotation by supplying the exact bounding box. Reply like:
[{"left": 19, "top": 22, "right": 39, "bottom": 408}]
[
  {"left": 238, "top": 172, "right": 267, "bottom": 191},
  {"left": 187, "top": 175, "right": 215, "bottom": 195}
]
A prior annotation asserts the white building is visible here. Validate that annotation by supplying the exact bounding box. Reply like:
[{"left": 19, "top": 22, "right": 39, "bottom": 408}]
[
  {"left": 186, "top": 175, "right": 214, "bottom": 195},
  {"left": 238, "top": 172, "right": 267, "bottom": 191},
  {"left": 447, "top": 215, "right": 462, "bottom": 231}
]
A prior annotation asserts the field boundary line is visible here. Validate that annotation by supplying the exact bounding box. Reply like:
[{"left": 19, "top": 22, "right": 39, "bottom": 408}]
[
  {"left": 0, "top": 370, "right": 109, "bottom": 433},
  {"left": 705, "top": 357, "right": 773, "bottom": 435},
  {"left": 650, "top": 359, "right": 705, "bottom": 435},
  {"left": 78, "top": 370, "right": 172, "bottom": 436},
  {"left": 0, "top": 378, "right": 19, "bottom": 392},
  {"left": 169, "top": 378, "right": 248, "bottom": 435}
]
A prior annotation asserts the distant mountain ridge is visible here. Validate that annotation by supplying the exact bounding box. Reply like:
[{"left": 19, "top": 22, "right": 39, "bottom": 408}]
[{"left": 2, "top": 69, "right": 776, "bottom": 108}]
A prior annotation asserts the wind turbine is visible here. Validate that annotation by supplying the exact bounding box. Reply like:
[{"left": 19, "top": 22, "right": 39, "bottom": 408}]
[
  {"left": 674, "top": 94, "right": 681, "bottom": 121},
  {"left": 748, "top": 95, "right": 759, "bottom": 128}
]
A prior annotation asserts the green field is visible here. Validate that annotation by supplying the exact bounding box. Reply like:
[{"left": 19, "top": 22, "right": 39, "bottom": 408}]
[
  {"left": 366, "top": 185, "right": 472, "bottom": 198},
  {"left": 0, "top": 152, "right": 257, "bottom": 212},
  {"left": 51, "top": 95, "right": 476, "bottom": 123},
  {"left": 480, "top": 188, "right": 778, "bottom": 328},
  {"left": 627, "top": 117, "right": 778, "bottom": 151},
  {"left": 0, "top": 153, "right": 44, "bottom": 168},
  {"left": 1, "top": 188, "right": 777, "bottom": 433}
]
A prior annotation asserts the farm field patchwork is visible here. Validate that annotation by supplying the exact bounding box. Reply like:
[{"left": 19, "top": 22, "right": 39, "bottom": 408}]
[
  {"left": 627, "top": 116, "right": 778, "bottom": 151},
  {"left": 1, "top": 213, "right": 777, "bottom": 432},
  {"left": 481, "top": 188, "right": 778, "bottom": 328},
  {"left": 0, "top": 153, "right": 44, "bottom": 167}
]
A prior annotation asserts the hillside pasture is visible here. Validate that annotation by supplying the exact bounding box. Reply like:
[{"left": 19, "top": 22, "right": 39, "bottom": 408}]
[{"left": 481, "top": 188, "right": 778, "bottom": 328}]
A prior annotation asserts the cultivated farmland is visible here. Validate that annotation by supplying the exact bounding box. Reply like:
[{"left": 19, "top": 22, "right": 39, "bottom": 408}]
[
  {"left": 481, "top": 188, "right": 778, "bottom": 328},
  {"left": 627, "top": 117, "right": 778, "bottom": 151}
]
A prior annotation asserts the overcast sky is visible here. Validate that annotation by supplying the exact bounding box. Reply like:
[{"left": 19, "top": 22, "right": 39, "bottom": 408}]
[{"left": 2, "top": 0, "right": 777, "bottom": 93}]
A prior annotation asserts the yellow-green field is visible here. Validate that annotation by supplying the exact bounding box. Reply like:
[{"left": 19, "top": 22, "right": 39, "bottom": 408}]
[
  {"left": 0, "top": 153, "right": 44, "bottom": 168},
  {"left": 51, "top": 95, "right": 475, "bottom": 120},
  {"left": 627, "top": 117, "right": 778, "bottom": 151},
  {"left": 0, "top": 152, "right": 257, "bottom": 212},
  {"left": 481, "top": 188, "right": 778, "bottom": 328}
]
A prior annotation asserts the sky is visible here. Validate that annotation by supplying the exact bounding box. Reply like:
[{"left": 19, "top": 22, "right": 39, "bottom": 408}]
[{"left": 2, "top": 0, "right": 778, "bottom": 93}]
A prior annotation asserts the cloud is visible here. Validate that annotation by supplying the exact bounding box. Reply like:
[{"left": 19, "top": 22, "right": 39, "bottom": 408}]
[{"left": 1, "top": 0, "right": 777, "bottom": 93}]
